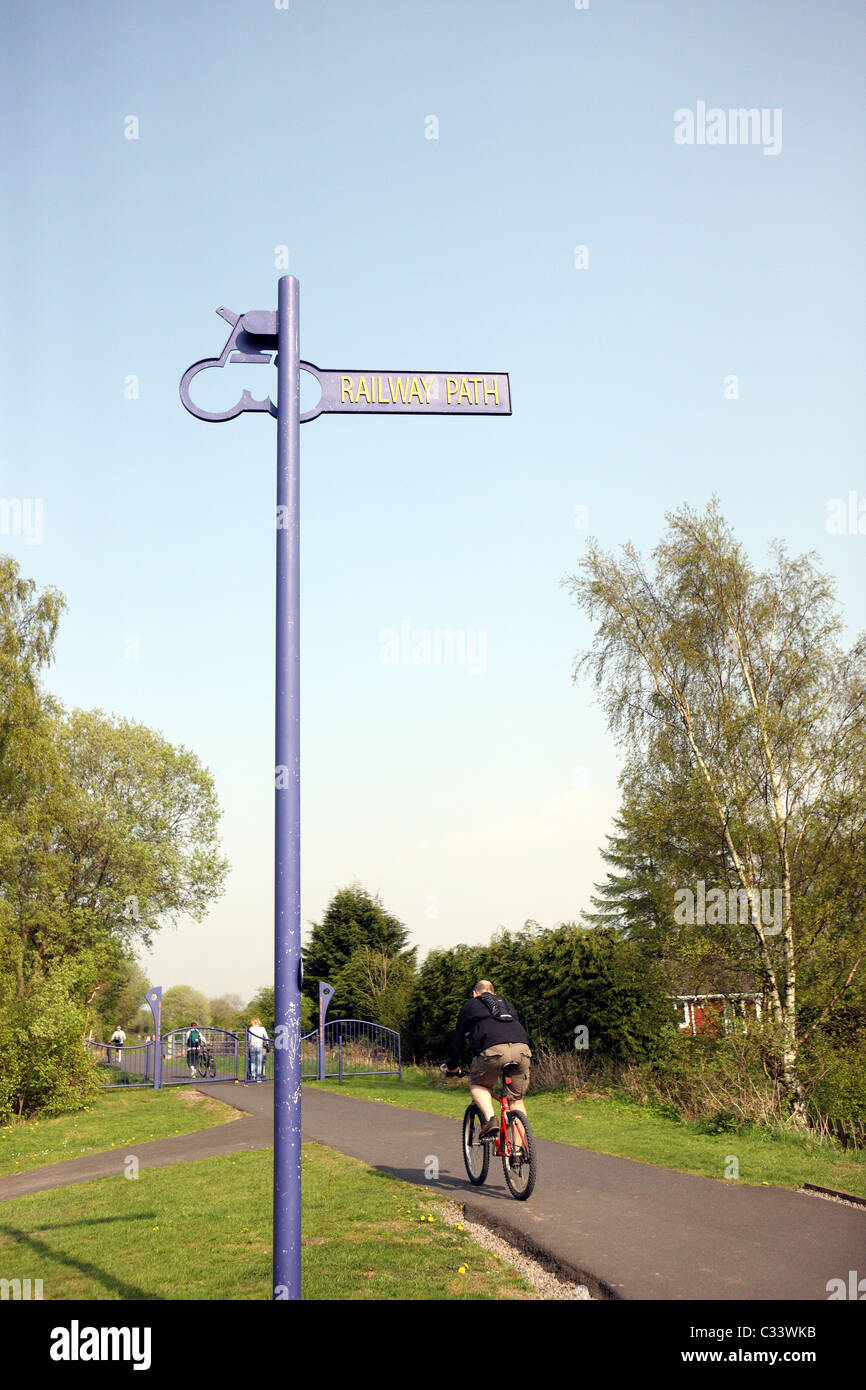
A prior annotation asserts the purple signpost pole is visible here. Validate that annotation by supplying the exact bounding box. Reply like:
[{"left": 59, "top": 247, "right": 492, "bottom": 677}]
[
  {"left": 273, "top": 275, "right": 302, "bottom": 1301},
  {"left": 181, "top": 282, "right": 510, "bottom": 1304},
  {"left": 181, "top": 277, "right": 303, "bottom": 1301}
]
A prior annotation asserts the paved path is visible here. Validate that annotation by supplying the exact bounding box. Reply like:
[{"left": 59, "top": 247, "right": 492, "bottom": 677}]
[
  {"left": 1, "top": 1082, "right": 863, "bottom": 1301},
  {"left": 0, "top": 1082, "right": 273, "bottom": 1201},
  {"left": 298, "top": 1089, "right": 866, "bottom": 1301}
]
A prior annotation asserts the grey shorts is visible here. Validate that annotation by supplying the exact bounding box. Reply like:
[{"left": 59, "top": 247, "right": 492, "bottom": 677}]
[{"left": 469, "top": 1043, "right": 532, "bottom": 1099}]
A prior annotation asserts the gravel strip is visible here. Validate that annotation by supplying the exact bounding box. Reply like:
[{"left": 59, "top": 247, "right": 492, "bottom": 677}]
[
  {"left": 439, "top": 1200, "right": 593, "bottom": 1300},
  {"left": 798, "top": 1185, "right": 866, "bottom": 1211}
]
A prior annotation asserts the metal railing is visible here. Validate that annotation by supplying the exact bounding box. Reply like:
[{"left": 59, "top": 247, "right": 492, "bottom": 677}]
[
  {"left": 86, "top": 1039, "right": 157, "bottom": 1088},
  {"left": 302, "top": 1019, "right": 402, "bottom": 1082},
  {"left": 88, "top": 1027, "right": 274, "bottom": 1089},
  {"left": 89, "top": 1019, "right": 401, "bottom": 1088}
]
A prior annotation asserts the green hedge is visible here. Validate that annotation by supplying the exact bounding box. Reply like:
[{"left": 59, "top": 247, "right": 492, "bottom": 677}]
[{"left": 405, "top": 925, "right": 675, "bottom": 1064}]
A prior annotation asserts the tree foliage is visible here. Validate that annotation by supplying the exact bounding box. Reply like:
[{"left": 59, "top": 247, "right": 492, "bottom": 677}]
[
  {"left": 0, "top": 960, "right": 98, "bottom": 1121},
  {"left": 405, "top": 925, "right": 673, "bottom": 1064},
  {"left": 563, "top": 500, "right": 866, "bottom": 1118},
  {"left": 303, "top": 883, "right": 416, "bottom": 1018},
  {"left": 0, "top": 556, "right": 230, "bottom": 1114},
  {"left": 209, "top": 994, "right": 247, "bottom": 1030},
  {"left": 160, "top": 986, "right": 212, "bottom": 1034},
  {"left": 333, "top": 946, "right": 416, "bottom": 1031}
]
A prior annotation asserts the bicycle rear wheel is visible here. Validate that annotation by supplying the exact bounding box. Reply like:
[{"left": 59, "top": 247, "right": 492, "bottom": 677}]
[
  {"left": 502, "top": 1111, "right": 536, "bottom": 1200},
  {"left": 462, "top": 1105, "right": 490, "bottom": 1186},
  {"left": 196, "top": 1054, "right": 210, "bottom": 1079}
]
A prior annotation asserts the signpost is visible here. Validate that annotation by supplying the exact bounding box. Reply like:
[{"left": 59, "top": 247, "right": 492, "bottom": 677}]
[{"left": 180, "top": 276, "right": 510, "bottom": 1300}]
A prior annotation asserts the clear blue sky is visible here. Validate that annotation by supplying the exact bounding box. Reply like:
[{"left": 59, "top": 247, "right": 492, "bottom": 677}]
[{"left": 2, "top": 0, "right": 863, "bottom": 1003}]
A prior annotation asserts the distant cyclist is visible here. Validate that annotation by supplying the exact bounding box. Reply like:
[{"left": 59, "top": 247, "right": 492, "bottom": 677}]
[
  {"left": 443, "top": 980, "right": 532, "bottom": 1139},
  {"left": 186, "top": 1022, "right": 203, "bottom": 1078}
]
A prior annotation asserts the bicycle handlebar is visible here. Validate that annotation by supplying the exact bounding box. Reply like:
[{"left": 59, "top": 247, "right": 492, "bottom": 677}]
[{"left": 439, "top": 1063, "right": 468, "bottom": 1078}]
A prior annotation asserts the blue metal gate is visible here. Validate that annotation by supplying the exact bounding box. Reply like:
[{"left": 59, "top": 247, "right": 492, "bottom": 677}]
[
  {"left": 86, "top": 1039, "right": 158, "bottom": 1088},
  {"left": 89, "top": 1026, "right": 274, "bottom": 1089},
  {"left": 301, "top": 1019, "right": 401, "bottom": 1082},
  {"left": 161, "top": 1026, "right": 249, "bottom": 1085},
  {"left": 87, "top": 981, "right": 399, "bottom": 1089}
]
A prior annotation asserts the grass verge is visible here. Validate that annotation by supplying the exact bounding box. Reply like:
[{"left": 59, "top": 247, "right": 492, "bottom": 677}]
[
  {"left": 303, "top": 1068, "right": 866, "bottom": 1198},
  {"left": 0, "top": 1143, "right": 537, "bottom": 1300},
  {"left": 0, "top": 1088, "right": 239, "bottom": 1179}
]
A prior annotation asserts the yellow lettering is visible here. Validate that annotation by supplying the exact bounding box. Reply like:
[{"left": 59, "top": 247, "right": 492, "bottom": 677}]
[
  {"left": 483, "top": 378, "right": 499, "bottom": 405},
  {"left": 341, "top": 376, "right": 354, "bottom": 403},
  {"left": 408, "top": 376, "right": 424, "bottom": 403},
  {"left": 458, "top": 377, "right": 472, "bottom": 404},
  {"left": 422, "top": 376, "right": 434, "bottom": 404},
  {"left": 356, "top": 376, "right": 371, "bottom": 402},
  {"left": 470, "top": 376, "right": 484, "bottom": 404},
  {"left": 389, "top": 376, "right": 409, "bottom": 403},
  {"left": 446, "top": 377, "right": 458, "bottom": 403},
  {"left": 377, "top": 375, "right": 388, "bottom": 403}
]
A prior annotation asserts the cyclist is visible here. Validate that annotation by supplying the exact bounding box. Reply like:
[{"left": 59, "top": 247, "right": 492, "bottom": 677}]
[
  {"left": 186, "top": 1022, "right": 203, "bottom": 1078},
  {"left": 443, "top": 980, "right": 532, "bottom": 1139}
]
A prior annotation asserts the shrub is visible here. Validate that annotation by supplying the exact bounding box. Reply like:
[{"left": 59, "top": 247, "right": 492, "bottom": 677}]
[
  {"left": 800, "top": 1032, "right": 866, "bottom": 1122},
  {"left": 0, "top": 965, "right": 98, "bottom": 1121}
]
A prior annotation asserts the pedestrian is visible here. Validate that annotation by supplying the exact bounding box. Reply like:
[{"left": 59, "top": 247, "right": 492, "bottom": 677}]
[
  {"left": 186, "top": 1021, "right": 203, "bottom": 1077},
  {"left": 247, "top": 1017, "right": 269, "bottom": 1082},
  {"left": 109, "top": 1024, "right": 127, "bottom": 1064}
]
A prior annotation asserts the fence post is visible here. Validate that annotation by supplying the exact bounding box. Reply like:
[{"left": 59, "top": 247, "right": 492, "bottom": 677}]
[
  {"left": 145, "top": 987, "right": 163, "bottom": 1090},
  {"left": 317, "top": 981, "right": 334, "bottom": 1082}
]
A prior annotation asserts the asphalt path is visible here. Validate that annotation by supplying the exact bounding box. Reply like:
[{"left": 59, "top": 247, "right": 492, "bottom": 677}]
[
  {"left": 1, "top": 1081, "right": 863, "bottom": 1301},
  {"left": 297, "top": 1087, "right": 866, "bottom": 1301},
  {"left": 0, "top": 1082, "right": 273, "bottom": 1201}
]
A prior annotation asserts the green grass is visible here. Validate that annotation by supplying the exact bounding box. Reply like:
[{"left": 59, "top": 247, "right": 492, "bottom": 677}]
[
  {"left": 0, "top": 1143, "right": 537, "bottom": 1300},
  {"left": 0, "top": 1088, "right": 240, "bottom": 1178},
  {"left": 304, "top": 1067, "right": 866, "bottom": 1198}
]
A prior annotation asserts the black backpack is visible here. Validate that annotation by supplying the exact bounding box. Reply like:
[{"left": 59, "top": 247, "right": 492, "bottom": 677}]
[{"left": 479, "top": 993, "right": 514, "bottom": 1022}]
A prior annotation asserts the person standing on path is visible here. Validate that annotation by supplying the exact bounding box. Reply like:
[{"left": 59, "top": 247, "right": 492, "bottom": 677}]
[
  {"left": 109, "top": 1024, "right": 126, "bottom": 1063},
  {"left": 247, "top": 1017, "right": 269, "bottom": 1082},
  {"left": 444, "top": 980, "right": 532, "bottom": 1139}
]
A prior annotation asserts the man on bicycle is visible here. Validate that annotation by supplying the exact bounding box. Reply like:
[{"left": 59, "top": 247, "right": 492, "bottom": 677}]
[{"left": 443, "top": 980, "right": 532, "bottom": 1139}]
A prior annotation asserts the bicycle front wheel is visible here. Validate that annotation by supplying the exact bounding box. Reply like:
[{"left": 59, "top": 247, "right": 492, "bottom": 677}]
[
  {"left": 207, "top": 1056, "right": 217, "bottom": 1078},
  {"left": 196, "top": 1055, "right": 209, "bottom": 1079},
  {"left": 502, "top": 1111, "right": 536, "bottom": 1200},
  {"left": 462, "top": 1105, "right": 490, "bottom": 1186}
]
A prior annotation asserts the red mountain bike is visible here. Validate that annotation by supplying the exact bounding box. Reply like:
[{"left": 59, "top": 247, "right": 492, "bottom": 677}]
[{"left": 441, "top": 1063, "right": 537, "bottom": 1201}]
